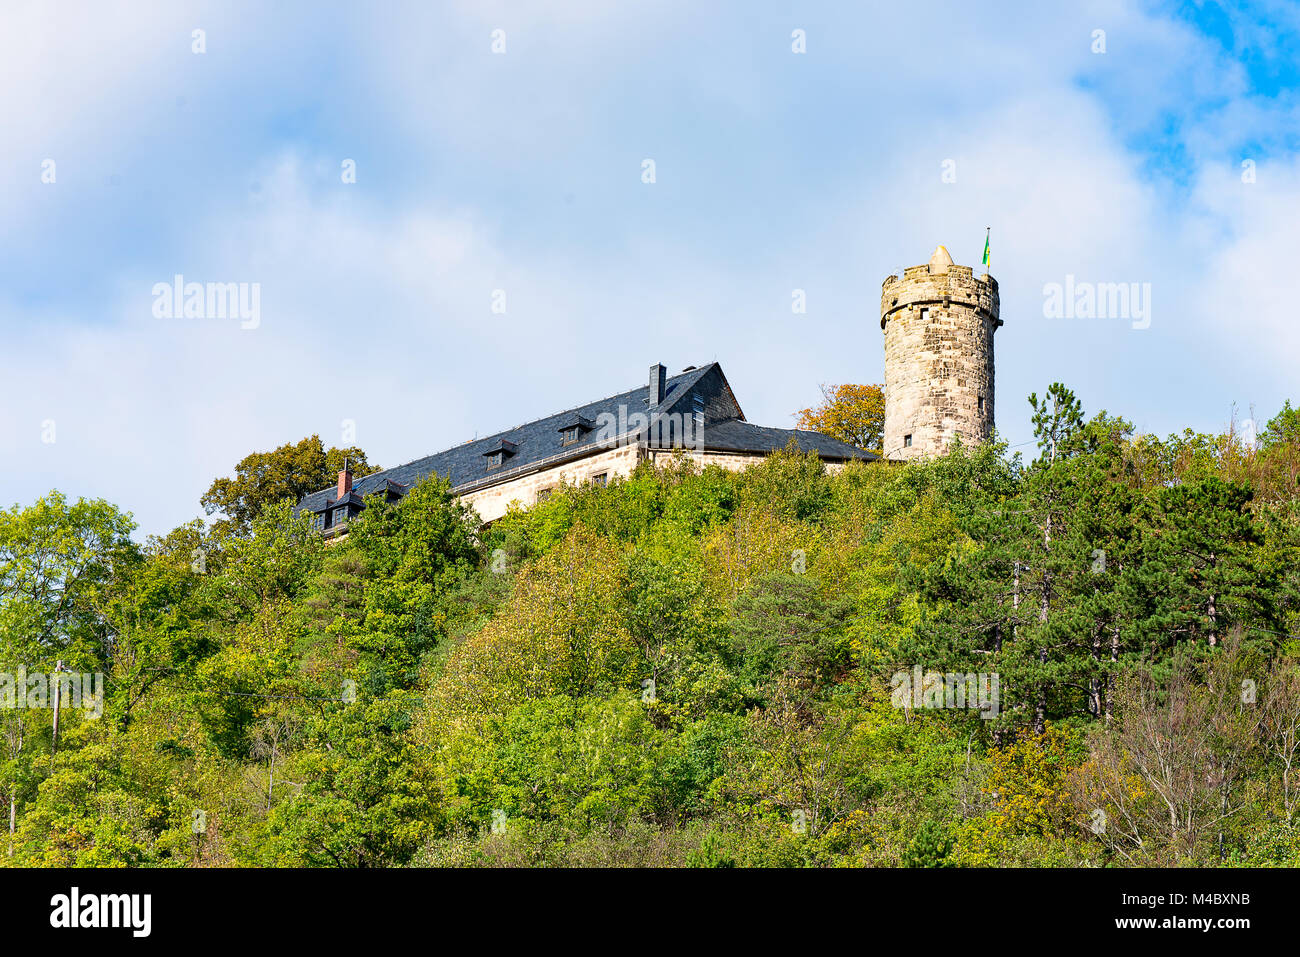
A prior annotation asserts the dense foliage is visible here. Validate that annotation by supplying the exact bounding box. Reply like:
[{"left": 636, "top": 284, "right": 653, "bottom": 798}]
[
  {"left": 201, "top": 434, "right": 377, "bottom": 537},
  {"left": 795, "top": 383, "right": 885, "bottom": 452},
  {"left": 3, "top": 389, "right": 1299, "bottom": 867}
]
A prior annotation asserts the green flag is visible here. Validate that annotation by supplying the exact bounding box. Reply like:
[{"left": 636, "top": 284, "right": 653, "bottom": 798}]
[{"left": 981, "top": 232, "right": 990, "bottom": 269}]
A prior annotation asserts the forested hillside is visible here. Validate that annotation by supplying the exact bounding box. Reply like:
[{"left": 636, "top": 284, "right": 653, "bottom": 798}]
[{"left": 3, "top": 387, "right": 1299, "bottom": 868}]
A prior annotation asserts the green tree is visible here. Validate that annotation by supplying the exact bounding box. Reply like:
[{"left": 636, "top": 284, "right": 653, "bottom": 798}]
[
  {"left": 1123, "top": 477, "right": 1277, "bottom": 653},
  {"left": 201, "top": 435, "right": 377, "bottom": 537},
  {"left": 261, "top": 691, "right": 431, "bottom": 867},
  {"left": 0, "top": 492, "right": 135, "bottom": 851},
  {"left": 729, "top": 571, "right": 852, "bottom": 703},
  {"left": 902, "top": 819, "right": 954, "bottom": 867},
  {"left": 911, "top": 386, "right": 1115, "bottom": 736}
]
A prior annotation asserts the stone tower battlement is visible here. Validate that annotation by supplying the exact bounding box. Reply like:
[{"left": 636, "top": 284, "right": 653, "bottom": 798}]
[{"left": 880, "top": 245, "right": 1001, "bottom": 461}]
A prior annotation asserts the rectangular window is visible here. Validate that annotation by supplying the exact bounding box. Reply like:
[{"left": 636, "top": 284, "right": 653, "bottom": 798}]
[
  {"left": 314, "top": 513, "right": 324, "bottom": 531},
  {"left": 590, "top": 472, "right": 608, "bottom": 488},
  {"left": 561, "top": 426, "right": 581, "bottom": 446},
  {"left": 903, "top": 434, "right": 912, "bottom": 448},
  {"left": 919, "top": 307, "right": 929, "bottom": 321},
  {"left": 333, "top": 508, "right": 348, "bottom": 527},
  {"left": 693, "top": 394, "right": 705, "bottom": 426},
  {"left": 486, "top": 451, "right": 503, "bottom": 470},
  {"left": 537, "top": 488, "right": 553, "bottom": 502},
  {"left": 978, "top": 396, "right": 985, "bottom": 414}
]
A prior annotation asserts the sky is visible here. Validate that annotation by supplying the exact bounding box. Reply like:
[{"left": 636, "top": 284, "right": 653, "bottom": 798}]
[{"left": 1, "top": 0, "right": 1298, "bottom": 538}]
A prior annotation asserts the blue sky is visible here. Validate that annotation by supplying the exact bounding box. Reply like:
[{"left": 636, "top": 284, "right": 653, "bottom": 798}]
[{"left": 2, "top": 0, "right": 1298, "bottom": 537}]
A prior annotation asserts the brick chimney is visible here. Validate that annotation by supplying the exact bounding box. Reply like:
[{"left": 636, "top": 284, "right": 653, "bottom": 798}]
[
  {"left": 337, "top": 459, "right": 353, "bottom": 499},
  {"left": 649, "top": 363, "right": 666, "bottom": 407}
]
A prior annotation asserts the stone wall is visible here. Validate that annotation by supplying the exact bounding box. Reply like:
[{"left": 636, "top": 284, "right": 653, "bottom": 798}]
[
  {"left": 880, "top": 255, "right": 1001, "bottom": 461},
  {"left": 459, "top": 444, "right": 864, "bottom": 523},
  {"left": 646, "top": 448, "right": 855, "bottom": 477},
  {"left": 459, "top": 444, "right": 642, "bottom": 523}
]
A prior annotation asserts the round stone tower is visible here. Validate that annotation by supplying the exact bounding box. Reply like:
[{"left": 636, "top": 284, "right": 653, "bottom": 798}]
[{"left": 880, "top": 245, "right": 1001, "bottom": 461}]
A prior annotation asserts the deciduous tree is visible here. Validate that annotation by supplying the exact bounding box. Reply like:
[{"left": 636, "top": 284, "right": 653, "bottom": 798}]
[
  {"left": 796, "top": 383, "right": 885, "bottom": 452},
  {"left": 201, "top": 435, "right": 377, "bottom": 537}
]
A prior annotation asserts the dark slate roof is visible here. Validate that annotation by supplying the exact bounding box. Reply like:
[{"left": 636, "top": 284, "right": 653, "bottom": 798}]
[
  {"left": 298, "top": 364, "right": 715, "bottom": 513},
  {"left": 295, "top": 362, "right": 878, "bottom": 515},
  {"left": 697, "top": 419, "right": 878, "bottom": 461},
  {"left": 555, "top": 414, "right": 595, "bottom": 432},
  {"left": 308, "top": 490, "right": 366, "bottom": 513}
]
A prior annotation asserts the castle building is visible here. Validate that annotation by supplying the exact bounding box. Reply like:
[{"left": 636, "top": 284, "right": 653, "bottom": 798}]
[
  {"left": 298, "top": 245, "right": 997, "bottom": 531},
  {"left": 299, "top": 361, "right": 877, "bottom": 531},
  {"left": 880, "top": 246, "right": 1001, "bottom": 460}
]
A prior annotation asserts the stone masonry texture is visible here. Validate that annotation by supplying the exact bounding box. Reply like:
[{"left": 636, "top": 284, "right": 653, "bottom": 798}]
[{"left": 879, "top": 249, "right": 1001, "bottom": 461}]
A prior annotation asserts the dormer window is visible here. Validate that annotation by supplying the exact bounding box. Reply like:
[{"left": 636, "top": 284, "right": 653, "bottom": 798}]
[
  {"left": 555, "top": 416, "right": 594, "bottom": 448},
  {"left": 333, "top": 507, "right": 349, "bottom": 527},
  {"left": 482, "top": 438, "right": 518, "bottom": 472}
]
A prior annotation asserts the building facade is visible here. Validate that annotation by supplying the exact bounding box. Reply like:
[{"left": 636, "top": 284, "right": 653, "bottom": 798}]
[{"left": 300, "top": 361, "right": 877, "bottom": 531}]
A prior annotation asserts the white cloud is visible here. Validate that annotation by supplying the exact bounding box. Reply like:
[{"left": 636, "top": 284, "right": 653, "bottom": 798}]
[{"left": 2, "top": 0, "right": 1298, "bottom": 533}]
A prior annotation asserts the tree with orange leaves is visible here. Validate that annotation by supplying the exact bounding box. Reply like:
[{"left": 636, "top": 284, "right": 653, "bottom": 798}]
[{"left": 795, "top": 383, "right": 885, "bottom": 452}]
